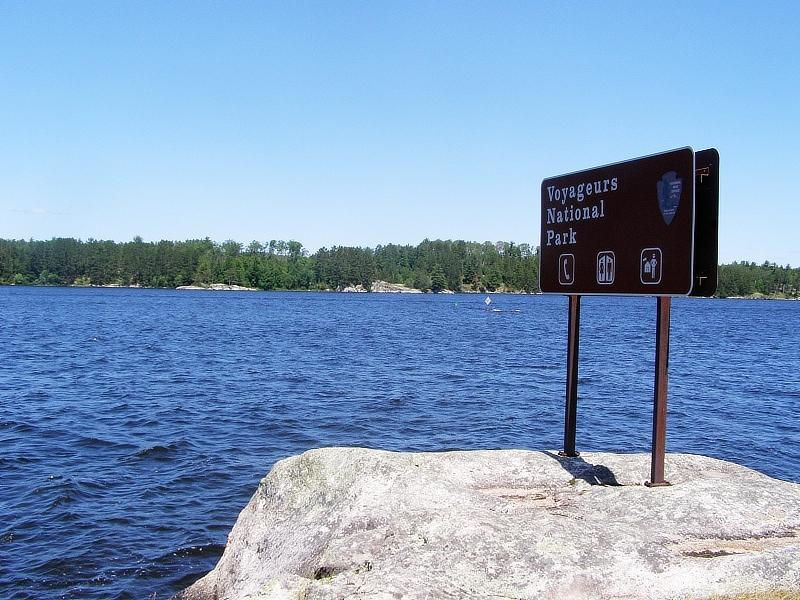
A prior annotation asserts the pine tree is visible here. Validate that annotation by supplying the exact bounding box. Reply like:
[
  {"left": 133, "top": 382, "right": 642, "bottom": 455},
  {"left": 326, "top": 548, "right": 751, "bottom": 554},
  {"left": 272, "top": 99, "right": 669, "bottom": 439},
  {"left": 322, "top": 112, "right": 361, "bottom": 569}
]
[{"left": 430, "top": 264, "right": 447, "bottom": 293}]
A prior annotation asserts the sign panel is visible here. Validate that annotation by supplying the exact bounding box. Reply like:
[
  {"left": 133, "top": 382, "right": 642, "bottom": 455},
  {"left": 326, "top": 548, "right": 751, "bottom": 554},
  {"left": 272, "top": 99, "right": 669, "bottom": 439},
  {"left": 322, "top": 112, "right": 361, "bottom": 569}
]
[
  {"left": 689, "top": 148, "right": 719, "bottom": 297},
  {"left": 540, "top": 148, "right": 696, "bottom": 295}
]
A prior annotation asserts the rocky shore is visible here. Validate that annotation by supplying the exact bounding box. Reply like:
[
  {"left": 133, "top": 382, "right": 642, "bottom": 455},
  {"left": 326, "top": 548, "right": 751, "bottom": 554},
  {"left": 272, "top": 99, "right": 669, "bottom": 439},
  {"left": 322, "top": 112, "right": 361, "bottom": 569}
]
[
  {"left": 339, "top": 280, "right": 423, "bottom": 293},
  {"left": 176, "top": 283, "right": 259, "bottom": 291},
  {"left": 175, "top": 448, "right": 800, "bottom": 600}
]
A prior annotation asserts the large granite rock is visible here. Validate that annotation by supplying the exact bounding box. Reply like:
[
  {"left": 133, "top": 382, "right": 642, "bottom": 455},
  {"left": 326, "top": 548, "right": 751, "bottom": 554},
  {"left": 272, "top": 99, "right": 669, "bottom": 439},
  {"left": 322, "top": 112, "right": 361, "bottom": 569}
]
[{"left": 176, "top": 448, "right": 800, "bottom": 599}]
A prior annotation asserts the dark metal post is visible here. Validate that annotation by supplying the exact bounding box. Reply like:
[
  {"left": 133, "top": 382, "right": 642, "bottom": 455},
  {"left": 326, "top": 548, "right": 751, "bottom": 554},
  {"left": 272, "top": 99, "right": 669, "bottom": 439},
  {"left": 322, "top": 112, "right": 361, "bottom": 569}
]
[
  {"left": 647, "top": 296, "right": 671, "bottom": 487},
  {"left": 560, "top": 295, "right": 581, "bottom": 457}
]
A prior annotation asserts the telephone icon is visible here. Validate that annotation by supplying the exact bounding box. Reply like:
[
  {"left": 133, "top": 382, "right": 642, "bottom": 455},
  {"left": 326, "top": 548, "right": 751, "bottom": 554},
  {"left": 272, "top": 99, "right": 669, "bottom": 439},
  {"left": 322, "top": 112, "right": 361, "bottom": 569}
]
[{"left": 558, "top": 254, "right": 575, "bottom": 286}]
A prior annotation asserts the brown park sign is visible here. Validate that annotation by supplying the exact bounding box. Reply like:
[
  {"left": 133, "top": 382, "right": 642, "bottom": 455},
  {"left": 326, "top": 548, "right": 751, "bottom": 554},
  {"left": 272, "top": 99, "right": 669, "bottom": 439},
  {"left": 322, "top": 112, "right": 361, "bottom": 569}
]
[
  {"left": 542, "top": 147, "right": 721, "bottom": 484},
  {"left": 539, "top": 147, "right": 718, "bottom": 296}
]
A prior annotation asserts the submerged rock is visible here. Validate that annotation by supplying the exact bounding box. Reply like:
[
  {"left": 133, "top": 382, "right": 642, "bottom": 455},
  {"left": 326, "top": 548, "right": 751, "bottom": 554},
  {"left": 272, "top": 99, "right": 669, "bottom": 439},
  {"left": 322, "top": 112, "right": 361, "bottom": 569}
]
[{"left": 175, "top": 448, "right": 800, "bottom": 600}]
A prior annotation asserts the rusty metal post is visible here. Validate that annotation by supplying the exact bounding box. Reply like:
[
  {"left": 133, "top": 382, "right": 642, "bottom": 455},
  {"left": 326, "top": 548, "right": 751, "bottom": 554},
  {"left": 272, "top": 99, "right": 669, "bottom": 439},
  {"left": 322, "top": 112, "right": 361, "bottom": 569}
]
[
  {"left": 559, "top": 295, "right": 581, "bottom": 457},
  {"left": 647, "top": 296, "right": 671, "bottom": 487}
]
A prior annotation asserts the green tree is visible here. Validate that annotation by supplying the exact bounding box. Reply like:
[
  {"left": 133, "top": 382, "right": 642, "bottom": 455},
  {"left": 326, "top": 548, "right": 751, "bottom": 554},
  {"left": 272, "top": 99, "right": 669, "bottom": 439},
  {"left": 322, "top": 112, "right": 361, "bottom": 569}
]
[
  {"left": 430, "top": 264, "right": 447, "bottom": 293},
  {"left": 482, "top": 268, "right": 503, "bottom": 292},
  {"left": 412, "top": 269, "right": 431, "bottom": 292}
]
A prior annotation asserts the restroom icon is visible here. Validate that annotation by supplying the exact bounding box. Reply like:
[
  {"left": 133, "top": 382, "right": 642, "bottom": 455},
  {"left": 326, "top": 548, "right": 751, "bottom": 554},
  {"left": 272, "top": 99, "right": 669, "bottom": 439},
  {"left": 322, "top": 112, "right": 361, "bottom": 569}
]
[{"left": 596, "top": 251, "right": 615, "bottom": 285}]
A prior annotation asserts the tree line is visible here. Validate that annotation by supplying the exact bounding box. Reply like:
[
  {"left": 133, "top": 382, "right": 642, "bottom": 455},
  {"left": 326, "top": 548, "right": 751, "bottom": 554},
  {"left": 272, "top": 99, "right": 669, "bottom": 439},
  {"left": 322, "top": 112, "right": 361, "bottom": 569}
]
[
  {"left": 716, "top": 261, "right": 799, "bottom": 298},
  {"left": 0, "top": 237, "right": 797, "bottom": 297},
  {"left": 0, "top": 237, "right": 538, "bottom": 293}
]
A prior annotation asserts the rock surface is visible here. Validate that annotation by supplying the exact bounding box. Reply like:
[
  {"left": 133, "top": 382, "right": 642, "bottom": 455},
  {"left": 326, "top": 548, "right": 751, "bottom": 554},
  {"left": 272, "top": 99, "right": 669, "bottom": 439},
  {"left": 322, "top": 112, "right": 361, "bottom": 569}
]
[
  {"left": 369, "top": 280, "right": 423, "bottom": 293},
  {"left": 338, "top": 284, "right": 369, "bottom": 293},
  {"left": 176, "top": 448, "right": 800, "bottom": 600},
  {"left": 176, "top": 284, "right": 259, "bottom": 291},
  {"left": 339, "top": 281, "right": 425, "bottom": 293}
]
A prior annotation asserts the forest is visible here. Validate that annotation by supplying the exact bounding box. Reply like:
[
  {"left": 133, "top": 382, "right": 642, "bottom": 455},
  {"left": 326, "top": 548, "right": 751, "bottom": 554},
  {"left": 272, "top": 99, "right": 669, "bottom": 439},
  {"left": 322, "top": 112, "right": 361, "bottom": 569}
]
[{"left": 0, "top": 237, "right": 797, "bottom": 298}]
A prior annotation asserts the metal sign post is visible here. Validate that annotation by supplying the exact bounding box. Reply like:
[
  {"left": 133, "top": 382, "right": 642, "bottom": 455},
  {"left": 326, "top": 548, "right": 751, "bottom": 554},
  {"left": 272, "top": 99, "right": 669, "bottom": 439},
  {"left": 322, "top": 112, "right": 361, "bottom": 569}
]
[
  {"left": 559, "top": 295, "right": 581, "bottom": 458},
  {"left": 541, "top": 147, "right": 719, "bottom": 486},
  {"left": 647, "top": 296, "right": 671, "bottom": 486}
]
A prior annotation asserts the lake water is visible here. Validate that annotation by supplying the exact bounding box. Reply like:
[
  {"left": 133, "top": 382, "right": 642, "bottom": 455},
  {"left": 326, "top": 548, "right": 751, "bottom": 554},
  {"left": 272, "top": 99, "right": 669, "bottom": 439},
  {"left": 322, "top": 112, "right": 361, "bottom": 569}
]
[{"left": 1, "top": 287, "right": 798, "bottom": 599}]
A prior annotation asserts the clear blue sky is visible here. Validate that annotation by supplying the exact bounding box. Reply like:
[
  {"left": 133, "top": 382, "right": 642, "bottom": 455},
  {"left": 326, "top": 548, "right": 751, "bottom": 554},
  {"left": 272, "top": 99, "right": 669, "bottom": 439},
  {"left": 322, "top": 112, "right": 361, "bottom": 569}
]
[{"left": 1, "top": 1, "right": 798, "bottom": 265}]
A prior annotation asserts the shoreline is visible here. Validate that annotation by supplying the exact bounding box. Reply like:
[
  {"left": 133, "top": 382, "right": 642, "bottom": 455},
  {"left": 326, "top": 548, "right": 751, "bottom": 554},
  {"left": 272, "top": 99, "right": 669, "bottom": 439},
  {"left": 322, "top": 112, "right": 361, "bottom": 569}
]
[
  {"left": 0, "top": 282, "right": 798, "bottom": 300},
  {"left": 0, "top": 281, "right": 540, "bottom": 295}
]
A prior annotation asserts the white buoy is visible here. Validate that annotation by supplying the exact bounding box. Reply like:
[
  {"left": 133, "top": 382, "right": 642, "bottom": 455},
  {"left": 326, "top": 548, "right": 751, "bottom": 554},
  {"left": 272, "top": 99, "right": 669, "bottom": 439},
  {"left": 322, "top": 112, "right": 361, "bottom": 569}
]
[{"left": 484, "top": 296, "right": 492, "bottom": 306}]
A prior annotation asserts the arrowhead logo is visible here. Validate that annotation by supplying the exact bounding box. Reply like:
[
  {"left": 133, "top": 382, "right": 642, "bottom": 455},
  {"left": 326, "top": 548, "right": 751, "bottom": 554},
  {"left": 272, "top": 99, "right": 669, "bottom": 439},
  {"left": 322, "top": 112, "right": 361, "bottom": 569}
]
[{"left": 657, "top": 171, "right": 682, "bottom": 225}]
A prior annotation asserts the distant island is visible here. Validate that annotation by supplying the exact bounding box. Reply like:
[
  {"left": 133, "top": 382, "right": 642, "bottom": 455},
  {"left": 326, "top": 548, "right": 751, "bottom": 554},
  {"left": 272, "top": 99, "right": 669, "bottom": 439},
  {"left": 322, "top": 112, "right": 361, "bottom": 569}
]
[{"left": 0, "top": 237, "right": 797, "bottom": 298}]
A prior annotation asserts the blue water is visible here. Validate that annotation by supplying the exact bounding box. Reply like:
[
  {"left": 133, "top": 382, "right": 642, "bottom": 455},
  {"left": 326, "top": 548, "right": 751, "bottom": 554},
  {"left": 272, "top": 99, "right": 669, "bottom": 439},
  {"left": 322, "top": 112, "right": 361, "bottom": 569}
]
[{"left": 1, "top": 287, "right": 798, "bottom": 599}]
